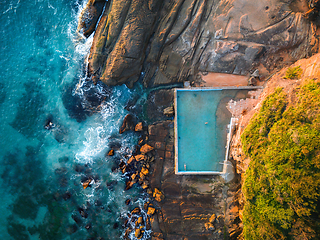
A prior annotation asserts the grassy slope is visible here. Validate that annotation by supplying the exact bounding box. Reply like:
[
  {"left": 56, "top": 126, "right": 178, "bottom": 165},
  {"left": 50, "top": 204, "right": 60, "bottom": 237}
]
[{"left": 241, "top": 80, "right": 320, "bottom": 239}]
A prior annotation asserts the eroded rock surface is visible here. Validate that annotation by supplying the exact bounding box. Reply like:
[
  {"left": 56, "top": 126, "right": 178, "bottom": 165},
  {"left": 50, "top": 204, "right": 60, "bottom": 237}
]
[
  {"left": 144, "top": 120, "right": 242, "bottom": 239},
  {"left": 78, "top": 0, "right": 319, "bottom": 88}
]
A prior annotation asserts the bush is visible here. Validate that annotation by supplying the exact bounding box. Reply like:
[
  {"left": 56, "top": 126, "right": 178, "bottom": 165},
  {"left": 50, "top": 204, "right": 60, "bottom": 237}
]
[
  {"left": 283, "top": 66, "right": 303, "bottom": 80},
  {"left": 241, "top": 80, "right": 320, "bottom": 239}
]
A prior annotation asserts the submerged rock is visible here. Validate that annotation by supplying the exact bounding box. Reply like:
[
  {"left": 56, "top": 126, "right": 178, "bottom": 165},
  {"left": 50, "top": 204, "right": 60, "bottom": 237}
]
[{"left": 119, "top": 114, "right": 136, "bottom": 134}]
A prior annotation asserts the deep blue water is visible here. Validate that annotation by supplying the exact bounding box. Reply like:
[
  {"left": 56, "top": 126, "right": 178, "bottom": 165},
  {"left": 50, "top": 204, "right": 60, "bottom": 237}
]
[{"left": 0, "top": 1, "right": 148, "bottom": 239}]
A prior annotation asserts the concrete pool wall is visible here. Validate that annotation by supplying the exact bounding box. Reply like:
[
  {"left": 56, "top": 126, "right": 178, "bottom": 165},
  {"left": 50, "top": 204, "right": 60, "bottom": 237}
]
[{"left": 174, "top": 86, "right": 262, "bottom": 176}]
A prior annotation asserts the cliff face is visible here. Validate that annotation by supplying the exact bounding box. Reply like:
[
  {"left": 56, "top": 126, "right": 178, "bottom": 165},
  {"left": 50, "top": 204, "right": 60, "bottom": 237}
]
[{"left": 78, "top": 0, "right": 319, "bottom": 88}]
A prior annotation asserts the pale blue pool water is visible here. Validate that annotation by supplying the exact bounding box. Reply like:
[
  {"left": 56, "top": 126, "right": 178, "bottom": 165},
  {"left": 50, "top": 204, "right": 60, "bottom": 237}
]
[
  {"left": 0, "top": 1, "right": 149, "bottom": 239},
  {"left": 176, "top": 89, "right": 250, "bottom": 173}
]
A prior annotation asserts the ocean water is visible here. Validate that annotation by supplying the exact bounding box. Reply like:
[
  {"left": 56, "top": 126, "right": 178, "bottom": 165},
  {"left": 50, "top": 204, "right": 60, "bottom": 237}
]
[{"left": 0, "top": 0, "right": 148, "bottom": 239}]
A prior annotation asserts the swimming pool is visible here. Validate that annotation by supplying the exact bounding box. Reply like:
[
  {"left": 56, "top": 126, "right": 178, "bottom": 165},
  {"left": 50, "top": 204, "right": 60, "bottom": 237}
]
[{"left": 174, "top": 87, "right": 260, "bottom": 174}]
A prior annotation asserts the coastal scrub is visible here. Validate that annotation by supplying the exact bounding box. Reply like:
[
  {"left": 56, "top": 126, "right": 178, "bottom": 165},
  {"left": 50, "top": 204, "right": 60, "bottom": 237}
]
[
  {"left": 283, "top": 66, "right": 303, "bottom": 79},
  {"left": 241, "top": 80, "right": 320, "bottom": 239}
]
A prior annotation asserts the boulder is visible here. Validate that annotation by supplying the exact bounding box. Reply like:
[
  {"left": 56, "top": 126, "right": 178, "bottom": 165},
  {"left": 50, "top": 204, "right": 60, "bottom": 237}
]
[
  {"left": 209, "top": 214, "right": 216, "bottom": 224},
  {"left": 77, "top": 0, "right": 106, "bottom": 38},
  {"left": 140, "top": 144, "right": 154, "bottom": 154},
  {"left": 127, "top": 156, "right": 135, "bottom": 165},
  {"left": 147, "top": 206, "right": 156, "bottom": 215},
  {"left": 107, "top": 149, "right": 114, "bottom": 156},
  {"left": 119, "top": 114, "right": 136, "bottom": 134},
  {"left": 141, "top": 167, "right": 149, "bottom": 176},
  {"left": 153, "top": 188, "right": 165, "bottom": 202},
  {"left": 135, "top": 122, "right": 144, "bottom": 131},
  {"left": 135, "top": 154, "right": 146, "bottom": 161},
  {"left": 82, "top": 178, "right": 93, "bottom": 189},
  {"left": 132, "top": 207, "right": 141, "bottom": 214},
  {"left": 135, "top": 228, "right": 143, "bottom": 239}
]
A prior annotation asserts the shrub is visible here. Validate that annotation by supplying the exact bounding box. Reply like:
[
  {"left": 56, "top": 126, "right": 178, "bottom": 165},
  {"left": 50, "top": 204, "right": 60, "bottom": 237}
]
[
  {"left": 241, "top": 80, "right": 320, "bottom": 239},
  {"left": 283, "top": 66, "right": 303, "bottom": 79}
]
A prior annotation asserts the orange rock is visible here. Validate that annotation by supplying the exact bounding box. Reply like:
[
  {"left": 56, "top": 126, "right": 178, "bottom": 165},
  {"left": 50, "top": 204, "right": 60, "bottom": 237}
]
[
  {"left": 153, "top": 188, "right": 165, "bottom": 202},
  {"left": 132, "top": 207, "right": 141, "bottom": 214},
  {"left": 140, "top": 144, "right": 154, "bottom": 154},
  {"left": 141, "top": 181, "right": 149, "bottom": 189},
  {"left": 135, "top": 122, "right": 143, "bottom": 131},
  {"left": 127, "top": 156, "right": 135, "bottom": 165},
  {"left": 209, "top": 214, "right": 216, "bottom": 223},
  {"left": 140, "top": 167, "right": 149, "bottom": 176},
  {"left": 126, "top": 180, "right": 135, "bottom": 190},
  {"left": 147, "top": 206, "right": 156, "bottom": 215},
  {"left": 135, "top": 154, "right": 146, "bottom": 161},
  {"left": 131, "top": 173, "right": 138, "bottom": 180},
  {"left": 82, "top": 179, "right": 93, "bottom": 189},
  {"left": 137, "top": 216, "right": 143, "bottom": 224},
  {"left": 108, "top": 149, "right": 114, "bottom": 156}
]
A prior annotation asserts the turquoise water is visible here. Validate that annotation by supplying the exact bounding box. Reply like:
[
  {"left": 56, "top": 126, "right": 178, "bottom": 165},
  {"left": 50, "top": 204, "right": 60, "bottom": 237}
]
[
  {"left": 0, "top": 1, "right": 148, "bottom": 239},
  {"left": 176, "top": 89, "right": 250, "bottom": 172}
]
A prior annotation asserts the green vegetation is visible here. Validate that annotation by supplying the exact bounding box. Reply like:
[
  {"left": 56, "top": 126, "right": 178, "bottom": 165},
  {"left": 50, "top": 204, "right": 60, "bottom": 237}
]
[
  {"left": 283, "top": 66, "right": 303, "bottom": 79},
  {"left": 241, "top": 80, "right": 320, "bottom": 239}
]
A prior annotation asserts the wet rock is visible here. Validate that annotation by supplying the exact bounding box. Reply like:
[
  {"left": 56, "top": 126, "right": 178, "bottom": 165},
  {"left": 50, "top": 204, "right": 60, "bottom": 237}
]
[
  {"left": 77, "top": 0, "right": 106, "bottom": 38},
  {"left": 131, "top": 207, "right": 141, "bottom": 215},
  {"left": 78, "top": 207, "right": 88, "bottom": 218},
  {"left": 108, "top": 141, "right": 121, "bottom": 150},
  {"left": 147, "top": 206, "right": 156, "bottom": 216},
  {"left": 146, "top": 89, "right": 174, "bottom": 122},
  {"left": 72, "top": 214, "right": 83, "bottom": 225},
  {"left": 140, "top": 144, "right": 154, "bottom": 154},
  {"left": 107, "top": 149, "right": 114, "bottom": 156},
  {"left": 135, "top": 228, "right": 143, "bottom": 239},
  {"left": 153, "top": 188, "right": 165, "bottom": 202},
  {"left": 85, "top": 223, "right": 92, "bottom": 230},
  {"left": 140, "top": 167, "right": 149, "bottom": 176},
  {"left": 119, "top": 161, "right": 126, "bottom": 173},
  {"left": 74, "top": 164, "right": 85, "bottom": 173},
  {"left": 135, "top": 154, "right": 146, "bottom": 161},
  {"left": 113, "top": 222, "right": 119, "bottom": 229},
  {"left": 124, "top": 228, "right": 131, "bottom": 240},
  {"left": 127, "top": 156, "right": 135, "bottom": 165},
  {"left": 119, "top": 114, "right": 136, "bottom": 134},
  {"left": 106, "top": 180, "right": 117, "bottom": 189},
  {"left": 62, "top": 81, "right": 110, "bottom": 122},
  {"left": 44, "top": 115, "right": 55, "bottom": 130},
  {"left": 135, "top": 122, "right": 144, "bottom": 132},
  {"left": 125, "top": 180, "right": 135, "bottom": 190},
  {"left": 82, "top": 178, "right": 93, "bottom": 189}
]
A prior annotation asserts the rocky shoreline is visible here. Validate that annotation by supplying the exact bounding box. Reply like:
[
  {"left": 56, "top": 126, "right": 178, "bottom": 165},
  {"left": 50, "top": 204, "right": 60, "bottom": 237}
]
[
  {"left": 78, "top": 0, "right": 320, "bottom": 88},
  {"left": 111, "top": 89, "right": 244, "bottom": 239},
  {"left": 75, "top": 0, "right": 320, "bottom": 239}
]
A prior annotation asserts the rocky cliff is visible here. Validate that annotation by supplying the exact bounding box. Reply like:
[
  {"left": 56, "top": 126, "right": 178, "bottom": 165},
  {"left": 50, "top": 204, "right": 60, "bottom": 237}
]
[{"left": 78, "top": 0, "right": 320, "bottom": 88}]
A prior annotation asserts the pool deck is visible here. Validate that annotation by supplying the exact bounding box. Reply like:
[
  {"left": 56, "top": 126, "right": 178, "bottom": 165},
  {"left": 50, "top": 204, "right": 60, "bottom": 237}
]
[{"left": 174, "top": 86, "right": 263, "bottom": 176}]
